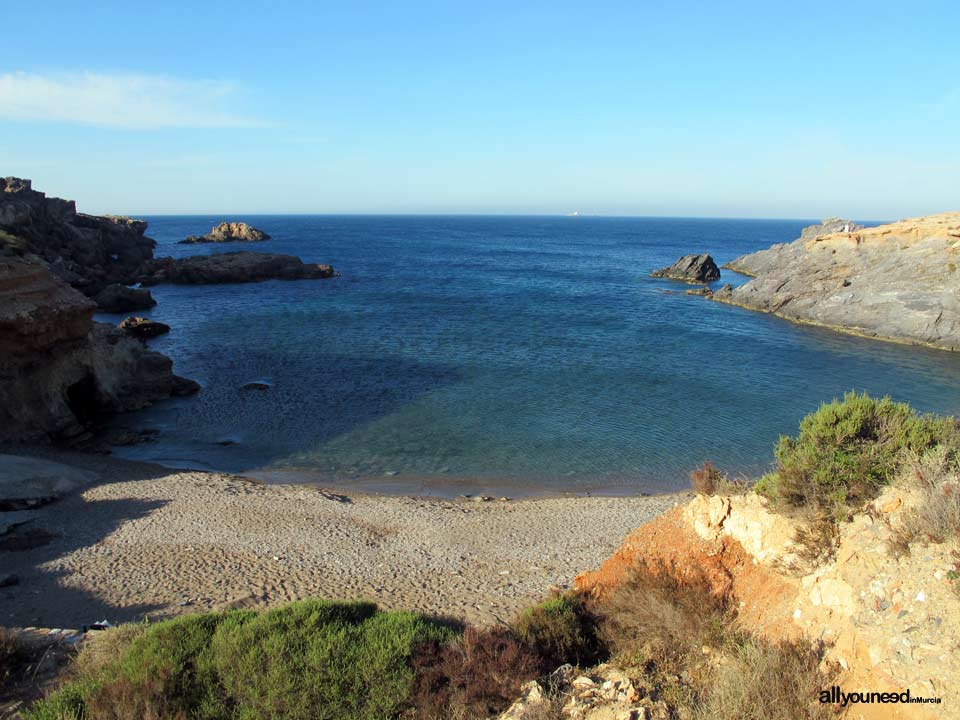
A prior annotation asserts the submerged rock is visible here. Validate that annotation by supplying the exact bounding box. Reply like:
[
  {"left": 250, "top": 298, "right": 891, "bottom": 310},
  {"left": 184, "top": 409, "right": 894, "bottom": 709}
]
[
  {"left": 94, "top": 284, "right": 156, "bottom": 312},
  {"left": 717, "top": 213, "right": 960, "bottom": 350},
  {"left": 118, "top": 316, "right": 171, "bottom": 339},
  {"left": 651, "top": 253, "right": 720, "bottom": 283},
  {"left": 138, "top": 252, "right": 336, "bottom": 285},
  {"left": 179, "top": 221, "right": 271, "bottom": 244}
]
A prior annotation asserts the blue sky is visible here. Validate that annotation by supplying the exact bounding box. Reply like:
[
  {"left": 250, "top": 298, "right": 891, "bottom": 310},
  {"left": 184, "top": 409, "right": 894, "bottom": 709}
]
[{"left": 2, "top": 1, "right": 958, "bottom": 218}]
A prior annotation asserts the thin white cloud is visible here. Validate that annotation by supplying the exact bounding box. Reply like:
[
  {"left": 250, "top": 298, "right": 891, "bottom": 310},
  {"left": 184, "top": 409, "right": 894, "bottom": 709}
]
[{"left": 0, "top": 71, "right": 264, "bottom": 129}]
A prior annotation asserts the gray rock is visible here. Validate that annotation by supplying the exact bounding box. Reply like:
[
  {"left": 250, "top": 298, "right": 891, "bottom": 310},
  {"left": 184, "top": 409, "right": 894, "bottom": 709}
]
[
  {"left": 94, "top": 284, "right": 156, "bottom": 312},
  {"left": 0, "top": 454, "right": 97, "bottom": 509},
  {"left": 715, "top": 213, "right": 960, "bottom": 350},
  {"left": 651, "top": 253, "right": 721, "bottom": 283}
]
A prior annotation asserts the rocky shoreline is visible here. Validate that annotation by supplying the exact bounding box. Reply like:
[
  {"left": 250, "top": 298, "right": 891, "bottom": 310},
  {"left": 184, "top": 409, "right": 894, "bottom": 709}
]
[
  {"left": 704, "top": 214, "right": 960, "bottom": 351},
  {"left": 0, "top": 177, "right": 337, "bottom": 444}
]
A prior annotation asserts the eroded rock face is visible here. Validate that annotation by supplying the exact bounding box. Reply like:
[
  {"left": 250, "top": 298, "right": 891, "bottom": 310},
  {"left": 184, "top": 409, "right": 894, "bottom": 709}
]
[
  {"left": 0, "top": 257, "right": 195, "bottom": 443},
  {"left": 651, "top": 253, "right": 720, "bottom": 283},
  {"left": 0, "top": 177, "right": 156, "bottom": 296},
  {"left": 576, "top": 490, "right": 960, "bottom": 719},
  {"left": 138, "top": 251, "right": 336, "bottom": 285},
  {"left": 717, "top": 213, "right": 960, "bottom": 350},
  {"left": 179, "top": 221, "right": 271, "bottom": 244}
]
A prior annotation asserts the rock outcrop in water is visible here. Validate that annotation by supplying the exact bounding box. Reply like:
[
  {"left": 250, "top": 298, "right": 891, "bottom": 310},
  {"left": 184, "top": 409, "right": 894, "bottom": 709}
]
[
  {"left": 712, "top": 213, "right": 960, "bottom": 350},
  {"left": 93, "top": 284, "right": 157, "bottom": 312},
  {"left": 118, "top": 316, "right": 171, "bottom": 339},
  {"left": 138, "top": 251, "right": 336, "bottom": 285},
  {"left": 178, "top": 221, "right": 271, "bottom": 244},
  {"left": 0, "top": 177, "right": 156, "bottom": 297},
  {"left": 651, "top": 253, "right": 720, "bottom": 283}
]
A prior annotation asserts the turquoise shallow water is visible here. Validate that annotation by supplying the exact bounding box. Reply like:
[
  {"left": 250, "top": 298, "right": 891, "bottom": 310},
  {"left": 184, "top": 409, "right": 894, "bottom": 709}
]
[{"left": 100, "top": 215, "right": 960, "bottom": 496}]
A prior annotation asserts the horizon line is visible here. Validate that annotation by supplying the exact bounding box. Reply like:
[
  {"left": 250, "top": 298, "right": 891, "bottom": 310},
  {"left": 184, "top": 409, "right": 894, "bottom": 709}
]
[{"left": 111, "top": 210, "right": 892, "bottom": 224}]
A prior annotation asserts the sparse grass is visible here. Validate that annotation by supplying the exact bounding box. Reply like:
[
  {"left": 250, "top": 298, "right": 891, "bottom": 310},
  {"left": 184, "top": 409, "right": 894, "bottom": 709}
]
[
  {"left": 594, "top": 564, "right": 837, "bottom": 719},
  {"left": 692, "top": 636, "right": 837, "bottom": 720},
  {"left": 513, "top": 593, "right": 603, "bottom": 669},
  {"left": 890, "top": 447, "right": 960, "bottom": 558},
  {"left": 598, "top": 564, "right": 725, "bottom": 702},
  {"left": 24, "top": 600, "right": 453, "bottom": 720},
  {"left": 690, "top": 462, "right": 750, "bottom": 496},
  {"left": 755, "top": 391, "right": 959, "bottom": 520},
  {"left": 409, "top": 626, "right": 542, "bottom": 720}
]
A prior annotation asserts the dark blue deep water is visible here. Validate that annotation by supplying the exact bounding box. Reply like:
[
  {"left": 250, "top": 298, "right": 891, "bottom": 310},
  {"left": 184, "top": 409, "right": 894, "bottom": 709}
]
[{"left": 100, "top": 216, "right": 960, "bottom": 496}]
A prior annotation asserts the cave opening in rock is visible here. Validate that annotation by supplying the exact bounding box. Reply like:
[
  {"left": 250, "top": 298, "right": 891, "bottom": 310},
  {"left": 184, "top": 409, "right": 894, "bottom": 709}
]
[{"left": 65, "top": 373, "right": 101, "bottom": 425}]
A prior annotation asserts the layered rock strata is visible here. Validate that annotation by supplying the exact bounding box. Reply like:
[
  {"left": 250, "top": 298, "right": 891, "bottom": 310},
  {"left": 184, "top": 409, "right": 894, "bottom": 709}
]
[
  {"left": 713, "top": 214, "right": 960, "bottom": 350},
  {"left": 0, "top": 257, "right": 195, "bottom": 443},
  {"left": 0, "top": 177, "right": 156, "bottom": 296}
]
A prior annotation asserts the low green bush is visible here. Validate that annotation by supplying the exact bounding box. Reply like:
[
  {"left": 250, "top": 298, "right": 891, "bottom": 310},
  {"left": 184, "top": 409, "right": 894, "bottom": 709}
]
[
  {"left": 512, "top": 593, "right": 603, "bottom": 669},
  {"left": 755, "top": 391, "right": 958, "bottom": 518},
  {"left": 25, "top": 600, "right": 453, "bottom": 720}
]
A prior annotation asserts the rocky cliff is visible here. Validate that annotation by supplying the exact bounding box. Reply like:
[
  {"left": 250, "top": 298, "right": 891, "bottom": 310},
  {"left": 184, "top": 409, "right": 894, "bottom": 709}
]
[
  {"left": 0, "top": 178, "right": 156, "bottom": 296},
  {"left": 714, "top": 214, "right": 960, "bottom": 350},
  {"left": 0, "top": 255, "right": 197, "bottom": 443},
  {"left": 575, "top": 489, "right": 957, "bottom": 719}
]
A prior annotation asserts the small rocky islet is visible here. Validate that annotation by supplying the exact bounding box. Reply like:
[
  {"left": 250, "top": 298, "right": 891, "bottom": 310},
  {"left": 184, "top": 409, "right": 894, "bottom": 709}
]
[{"left": 178, "top": 221, "right": 271, "bottom": 244}]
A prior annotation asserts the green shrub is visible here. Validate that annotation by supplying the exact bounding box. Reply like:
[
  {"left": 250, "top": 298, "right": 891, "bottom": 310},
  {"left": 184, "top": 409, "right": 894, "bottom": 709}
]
[
  {"left": 25, "top": 600, "right": 453, "bottom": 720},
  {"left": 512, "top": 594, "right": 603, "bottom": 668},
  {"left": 205, "top": 601, "right": 451, "bottom": 720},
  {"left": 756, "top": 391, "right": 958, "bottom": 518}
]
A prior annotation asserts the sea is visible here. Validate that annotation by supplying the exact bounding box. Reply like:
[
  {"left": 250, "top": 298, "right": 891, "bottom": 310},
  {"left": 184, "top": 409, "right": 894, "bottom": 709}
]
[{"left": 97, "top": 215, "right": 960, "bottom": 497}]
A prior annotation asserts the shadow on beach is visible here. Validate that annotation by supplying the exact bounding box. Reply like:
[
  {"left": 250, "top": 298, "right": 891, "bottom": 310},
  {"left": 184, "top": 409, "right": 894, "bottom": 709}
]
[{"left": 0, "top": 449, "right": 173, "bottom": 629}]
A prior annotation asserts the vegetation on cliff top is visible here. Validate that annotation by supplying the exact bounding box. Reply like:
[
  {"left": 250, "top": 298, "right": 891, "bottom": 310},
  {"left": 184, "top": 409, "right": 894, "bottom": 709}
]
[{"left": 755, "top": 391, "right": 959, "bottom": 519}]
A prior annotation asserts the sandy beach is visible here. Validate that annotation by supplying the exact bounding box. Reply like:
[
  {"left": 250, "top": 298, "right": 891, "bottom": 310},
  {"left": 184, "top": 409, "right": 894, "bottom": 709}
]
[{"left": 0, "top": 449, "right": 683, "bottom": 629}]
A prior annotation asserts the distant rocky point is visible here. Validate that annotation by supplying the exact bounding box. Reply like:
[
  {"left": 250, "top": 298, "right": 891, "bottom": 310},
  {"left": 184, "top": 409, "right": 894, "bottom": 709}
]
[
  {"left": 179, "top": 221, "right": 271, "bottom": 244},
  {"left": 651, "top": 253, "right": 720, "bottom": 283},
  {"left": 704, "top": 214, "right": 960, "bottom": 350},
  {"left": 138, "top": 252, "right": 336, "bottom": 285}
]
